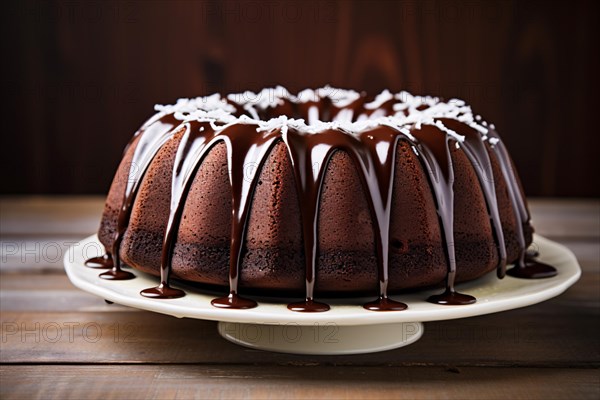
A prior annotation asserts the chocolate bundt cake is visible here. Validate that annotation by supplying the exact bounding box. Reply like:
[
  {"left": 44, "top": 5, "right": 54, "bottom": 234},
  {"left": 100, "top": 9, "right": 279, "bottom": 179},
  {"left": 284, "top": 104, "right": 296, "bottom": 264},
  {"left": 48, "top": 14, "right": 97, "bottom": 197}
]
[{"left": 87, "top": 86, "right": 557, "bottom": 312}]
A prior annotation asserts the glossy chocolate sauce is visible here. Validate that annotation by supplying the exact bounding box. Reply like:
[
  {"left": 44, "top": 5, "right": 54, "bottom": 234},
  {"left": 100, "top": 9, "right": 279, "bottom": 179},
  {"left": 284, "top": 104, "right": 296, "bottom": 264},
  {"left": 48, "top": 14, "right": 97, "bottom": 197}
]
[
  {"left": 140, "top": 121, "right": 214, "bottom": 300},
  {"left": 487, "top": 133, "right": 557, "bottom": 279},
  {"left": 411, "top": 125, "right": 476, "bottom": 305},
  {"left": 210, "top": 124, "right": 280, "bottom": 309},
  {"left": 440, "top": 118, "right": 507, "bottom": 278},
  {"left": 331, "top": 97, "right": 366, "bottom": 123},
  {"left": 97, "top": 88, "right": 556, "bottom": 312},
  {"left": 84, "top": 254, "right": 113, "bottom": 269},
  {"left": 526, "top": 249, "right": 540, "bottom": 259},
  {"left": 283, "top": 127, "right": 335, "bottom": 312},
  {"left": 95, "top": 113, "right": 180, "bottom": 281},
  {"left": 354, "top": 127, "right": 409, "bottom": 311}
]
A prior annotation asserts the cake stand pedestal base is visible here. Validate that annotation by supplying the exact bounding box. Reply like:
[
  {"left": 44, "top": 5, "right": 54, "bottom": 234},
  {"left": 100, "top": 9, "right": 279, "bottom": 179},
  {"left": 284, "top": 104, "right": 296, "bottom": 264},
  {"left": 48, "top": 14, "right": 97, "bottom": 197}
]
[{"left": 217, "top": 321, "right": 424, "bottom": 355}]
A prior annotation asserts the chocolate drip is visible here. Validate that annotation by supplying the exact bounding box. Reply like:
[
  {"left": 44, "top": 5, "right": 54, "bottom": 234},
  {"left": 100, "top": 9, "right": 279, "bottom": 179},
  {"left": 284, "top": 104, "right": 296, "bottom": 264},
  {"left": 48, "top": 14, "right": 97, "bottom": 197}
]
[
  {"left": 412, "top": 125, "right": 476, "bottom": 305},
  {"left": 288, "top": 299, "right": 330, "bottom": 312},
  {"left": 283, "top": 128, "right": 335, "bottom": 312},
  {"left": 440, "top": 119, "right": 507, "bottom": 278},
  {"left": 506, "top": 259, "right": 557, "bottom": 279},
  {"left": 265, "top": 97, "right": 297, "bottom": 121},
  {"left": 526, "top": 249, "right": 540, "bottom": 259},
  {"left": 125, "top": 118, "right": 280, "bottom": 306},
  {"left": 357, "top": 99, "right": 396, "bottom": 121},
  {"left": 298, "top": 98, "right": 330, "bottom": 125},
  {"left": 85, "top": 254, "right": 113, "bottom": 269},
  {"left": 284, "top": 127, "right": 408, "bottom": 312},
  {"left": 211, "top": 124, "right": 280, "bottom": 309},
  {"left": 331, "top": 97, "right": 366, "bottom": 123},
  {"left": 488, "top": 134, "right": 557, "bottom": 279},
  {"left": 100, "top": 113, "right": 180, "bottom": 281},
  {"left": 356, "top": 128, "right": 407, "bottom": 311},
  {"left": 140, "top": 121, "right": 223, "bottom": 299},
  {"left": 141, "top": 121, "right": 217, "bottom": 299},
  {"left": 98, "top": 267, "right": 135, "bottom": 281}
]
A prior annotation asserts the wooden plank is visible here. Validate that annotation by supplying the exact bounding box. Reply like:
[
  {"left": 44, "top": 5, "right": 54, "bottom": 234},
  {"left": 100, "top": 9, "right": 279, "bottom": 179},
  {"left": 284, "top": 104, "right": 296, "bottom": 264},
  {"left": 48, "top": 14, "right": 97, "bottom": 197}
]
[
  {"left": 529, "top": 198, "right": 600, "bottom": 239},
  {"left": 0, "top": 290, "right": 136, "bottom": 313},
  {"left": 0, "top": 196, "right": 103, "bottom": 236},
  {"left": 0, "top": 236, "right": 103, "bottom": 273},
  {"left": 0, "top": 274, "right": 87, "bottom": 291},
  {"left": 0, "top": 365, "right": 598, "bottom": 400},
  {"left": 1, "top": 292, "right": 597, "bottom": 366},
  {"left": 553, "top": 240, "right": 600, "bottom": 267},
  {"left": 0, "top": 197, "right": 103, "bottom": 273}
]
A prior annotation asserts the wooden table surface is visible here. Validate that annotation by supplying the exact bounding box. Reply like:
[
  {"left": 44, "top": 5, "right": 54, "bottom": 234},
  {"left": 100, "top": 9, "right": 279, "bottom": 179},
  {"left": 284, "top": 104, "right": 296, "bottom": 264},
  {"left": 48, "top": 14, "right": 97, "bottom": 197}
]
[{"left": 1, "top": 197, "right": 598, "bottom": 399}]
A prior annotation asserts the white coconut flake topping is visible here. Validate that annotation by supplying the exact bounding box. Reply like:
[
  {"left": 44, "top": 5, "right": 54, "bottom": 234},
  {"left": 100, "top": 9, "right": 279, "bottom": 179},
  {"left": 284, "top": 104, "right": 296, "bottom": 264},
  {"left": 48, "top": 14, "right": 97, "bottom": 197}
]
[
  {"left": 228, "top": 86, "right": 291, "bottom": 109},
  {"left": 319, "top": 86, "right": 361, "bottom": 107},
  {"left": 434, "top": 120, "right": 465, "bottom": 142},
  {"left": 364, "top": 89, "right": 394, "bottom": 110},
  {"left": 296, "top": 86, "right": 361, "bottom": 108},
  {"left": 256, "top": 115, "right": 292, "bottom": 134},
  {"left": 296, "top": 88, "right": 319, "bottom": 103},
  {"left": 155, "top": 94, "right": 235, "bottom": 115},
  {"left": 154, "top": 86, "right": 496, "bottom": 141}
]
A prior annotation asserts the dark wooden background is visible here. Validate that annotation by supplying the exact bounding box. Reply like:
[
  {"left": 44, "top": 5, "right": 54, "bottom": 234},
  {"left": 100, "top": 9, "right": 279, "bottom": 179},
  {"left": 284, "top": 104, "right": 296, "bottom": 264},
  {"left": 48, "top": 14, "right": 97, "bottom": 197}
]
[{"left": 2, "top": 0, "right": 599, "bottom": 196}]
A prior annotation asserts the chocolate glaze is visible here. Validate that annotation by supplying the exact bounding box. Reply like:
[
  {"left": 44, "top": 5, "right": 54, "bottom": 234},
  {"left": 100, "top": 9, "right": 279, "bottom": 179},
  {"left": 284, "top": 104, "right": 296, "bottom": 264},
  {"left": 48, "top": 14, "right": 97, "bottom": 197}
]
[
  {"left": 331, "top": 97, "right": 365, "bottom": 123},
  {"left": 98, "top": 88, "right": 556, "bottom": 312},
  {"left": 427, "top": 289, "right": 477, "bottom": 305},
  {"left": 506, "top": 260, "right": 558, "bottom": 279},
  {"left": 140, "top": 284, "right": 185, "bottom": 299},
  {"left": 282, "top": 128, "right": 336, "bottom": 312},
  {"left": 288, "top": 299, "right": 331, "bottom": 312},
  {"left": 354, "top": 127, "right": 409, "bottom": 311},
  {"left": 487, "top": 132, "right": 557, "bottom": 279},
  {"left": 211, "top": 293, "right": 258, "bottom": 309},
  {"left": 100, "top": 113, "right": 180, "bottom": 281},
  {"left": 99, "top": 268, "right": 135, "bottom": 280},
  {"left": 440, "top": 119, "right": 507, "bottom": 278},
  {"left": 284, "top": 126, "right": 411, "bottom": 312},
  {"left": 210, "top": 124, "right": 279, "bottom": 309},
  {"left": 526, "top": 249, "right": 540, "bottom": 259},
  {"left": 133, "top": 117, "right": 281, "bottom": 307},
  {"left": 85, "top": 254, "right": 113, "bottom": 269},
  {"left": 357, "top": 98, "right": 396, "bottom": 121},
  {"left": 411, "top": 125, "right": 476, "bottom": 305},
  {"left": 363, "top": 296, "right": 408, "bottom": 311},
  {"left": 140, "top": 121, "right": 216, "bottom": 300}
]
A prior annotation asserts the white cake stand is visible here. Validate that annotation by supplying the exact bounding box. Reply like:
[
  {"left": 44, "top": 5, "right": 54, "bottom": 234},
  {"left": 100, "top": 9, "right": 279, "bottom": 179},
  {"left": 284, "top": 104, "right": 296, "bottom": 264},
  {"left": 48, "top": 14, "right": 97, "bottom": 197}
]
[{"left": 64, "top": 234, "right": 580, "bottom": 355}]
